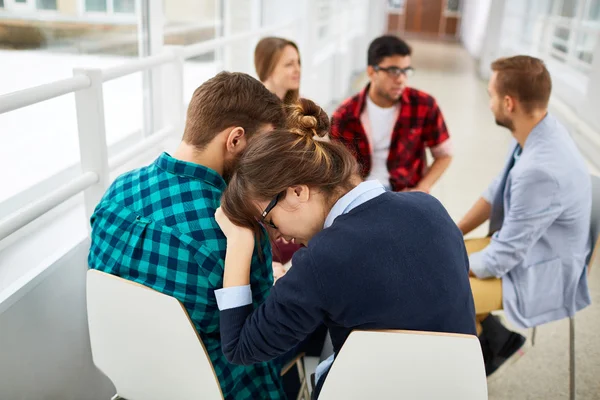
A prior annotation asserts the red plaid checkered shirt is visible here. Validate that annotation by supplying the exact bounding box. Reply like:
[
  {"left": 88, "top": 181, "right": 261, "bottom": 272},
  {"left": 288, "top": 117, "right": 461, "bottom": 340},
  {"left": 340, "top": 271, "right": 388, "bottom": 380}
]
[{"left": 331, "top": 85, "right": 451, "bottom": 191}]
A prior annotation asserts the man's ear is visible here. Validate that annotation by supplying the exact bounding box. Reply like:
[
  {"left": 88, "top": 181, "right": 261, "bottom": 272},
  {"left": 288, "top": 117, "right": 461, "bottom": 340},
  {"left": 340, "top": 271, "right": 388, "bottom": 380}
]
[
  {"left": 504, "top": 95, "right": 515, "bottom": 113},
  {"left": 367, "top": 65, "right": 376, "bottom": 80},
  {"left": 226, "top": 127, "right": 247, "bottom": 155}
]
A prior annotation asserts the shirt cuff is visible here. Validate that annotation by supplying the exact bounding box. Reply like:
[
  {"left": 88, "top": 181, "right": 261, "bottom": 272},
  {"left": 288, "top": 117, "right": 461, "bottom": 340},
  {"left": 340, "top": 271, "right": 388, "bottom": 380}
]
[
  {"left": 469, "top": 251, "right": 495, "bottom": 279},
  {"left": 215, "top": 285, "right": 253, "bottom": 310},
  {"left": 430, "top": 138, "right": 453, "bottom": 158}
]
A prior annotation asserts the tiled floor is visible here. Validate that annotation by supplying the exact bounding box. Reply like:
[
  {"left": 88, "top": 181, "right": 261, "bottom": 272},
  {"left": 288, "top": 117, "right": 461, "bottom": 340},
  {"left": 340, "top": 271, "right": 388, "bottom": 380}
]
[{"left": 320, "top": 39, "right": 600, "bottom": 400}]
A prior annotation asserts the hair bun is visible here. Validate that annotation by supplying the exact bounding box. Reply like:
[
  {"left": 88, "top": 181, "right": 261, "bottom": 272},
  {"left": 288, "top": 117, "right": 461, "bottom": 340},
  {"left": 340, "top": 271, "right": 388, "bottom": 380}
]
[{"left": 286, "top": 98, "right": 329, "bottom": 139}]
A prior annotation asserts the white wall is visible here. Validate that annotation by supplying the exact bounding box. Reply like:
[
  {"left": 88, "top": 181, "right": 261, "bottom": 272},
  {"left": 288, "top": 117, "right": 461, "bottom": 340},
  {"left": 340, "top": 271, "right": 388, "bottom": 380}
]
[
  {"left": 0, "top": 239, "right": 115, "bottom": 400},
  {"left": 459, "top": 0, "right": 493, "bottom": 58},
  {"left": 580, "top": 39, "right": 600, "bottom": 132}
]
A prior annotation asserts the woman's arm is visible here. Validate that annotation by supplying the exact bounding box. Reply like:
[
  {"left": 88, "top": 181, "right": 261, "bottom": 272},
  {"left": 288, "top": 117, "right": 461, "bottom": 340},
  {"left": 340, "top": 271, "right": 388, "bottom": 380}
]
[{"left": 215, "top": 208, "right": 326, "bottom": 365}]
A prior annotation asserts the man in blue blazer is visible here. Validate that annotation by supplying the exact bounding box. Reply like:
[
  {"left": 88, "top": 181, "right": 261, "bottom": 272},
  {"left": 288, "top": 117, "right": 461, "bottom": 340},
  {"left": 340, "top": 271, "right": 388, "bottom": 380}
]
[{"left": 458, "top": 55, "right": 592, "bottom": 377}]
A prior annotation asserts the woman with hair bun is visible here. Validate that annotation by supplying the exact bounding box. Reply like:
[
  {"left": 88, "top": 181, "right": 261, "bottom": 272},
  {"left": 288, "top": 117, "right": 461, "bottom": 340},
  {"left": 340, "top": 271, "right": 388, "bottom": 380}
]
[{"left": 214, "top": 98, "right": 476, "bottom": 397}]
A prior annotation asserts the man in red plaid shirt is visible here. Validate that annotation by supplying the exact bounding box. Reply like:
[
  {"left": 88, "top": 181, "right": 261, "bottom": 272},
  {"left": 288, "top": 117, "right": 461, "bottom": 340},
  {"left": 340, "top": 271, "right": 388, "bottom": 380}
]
[{"left": 331, "top": 35, "right": 453, "bottom": 192}]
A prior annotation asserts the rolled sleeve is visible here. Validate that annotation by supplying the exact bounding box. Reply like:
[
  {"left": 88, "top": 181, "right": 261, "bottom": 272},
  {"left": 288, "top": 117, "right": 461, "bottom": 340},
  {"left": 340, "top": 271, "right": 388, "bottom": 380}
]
[
  {"left": 469, "top": 251, "right": 495, "bottom": 279},
  {"left": 430, "top": 138, "right": 454, "bottom": 158},
  {"left": 477, "top": 169, "right": 562, "bottom": 277},
  {"left": 482, "top": 174, "right": 502, "bottom": 204},
  {"left": 215, "top": 285, "right": 253, "bottom": 310}
]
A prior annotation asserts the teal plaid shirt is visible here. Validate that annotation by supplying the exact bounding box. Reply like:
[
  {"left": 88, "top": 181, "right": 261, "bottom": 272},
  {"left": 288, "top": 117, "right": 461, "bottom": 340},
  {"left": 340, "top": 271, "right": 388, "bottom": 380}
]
[{"left": 88, "top": 152, "right": 285, "bottom": 399}]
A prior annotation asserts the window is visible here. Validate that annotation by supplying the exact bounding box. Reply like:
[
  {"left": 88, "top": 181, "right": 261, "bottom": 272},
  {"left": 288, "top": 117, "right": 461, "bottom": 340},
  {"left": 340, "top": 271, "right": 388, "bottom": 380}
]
[
  {"left": 35, "top": 0, "right": 56, "bottom": 10},
  {"left": 585, "top": 0, "right": 600, "bottom": 21},
  {"left": 85, "top": 0, "right": 136, "bottom": 14},
  {"left": 559, "top": 0, "right": 578, "bottom": 17},
  {"left": 0, "top": 0, "right": 143, "bottom": 207},
  {"left": 446, "top": 0, "right": 461, "bottom": 13}
]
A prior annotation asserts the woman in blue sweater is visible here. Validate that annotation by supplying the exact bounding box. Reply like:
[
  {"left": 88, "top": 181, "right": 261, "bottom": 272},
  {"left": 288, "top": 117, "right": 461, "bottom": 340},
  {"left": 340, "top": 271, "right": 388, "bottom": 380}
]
[{"left": 214, "top": 98, "right": 476, "bottom": 398}]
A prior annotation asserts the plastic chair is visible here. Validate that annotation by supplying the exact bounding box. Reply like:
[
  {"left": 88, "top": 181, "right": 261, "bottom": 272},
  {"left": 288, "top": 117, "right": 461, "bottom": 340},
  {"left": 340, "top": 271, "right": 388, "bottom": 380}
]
[
  {"left": 86, "top": 269, "right": 223, "bottom": 400},
  {"left": 318, "top": 330, "right": 487, "bottom": 399}
]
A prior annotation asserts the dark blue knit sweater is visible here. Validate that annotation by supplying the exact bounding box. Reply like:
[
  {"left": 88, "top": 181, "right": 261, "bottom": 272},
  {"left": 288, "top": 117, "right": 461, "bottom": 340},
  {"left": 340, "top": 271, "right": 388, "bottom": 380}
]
[{"left": 220, "top": 192, "right": 476, "bottom": 393}]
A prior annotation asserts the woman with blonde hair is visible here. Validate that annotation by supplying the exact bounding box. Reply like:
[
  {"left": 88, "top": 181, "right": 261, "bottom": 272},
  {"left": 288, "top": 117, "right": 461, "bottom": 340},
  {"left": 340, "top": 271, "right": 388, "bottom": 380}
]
[
  {"left": 214, "top": 98, "right": 476, "bottom": 398},
  {"left": 255, "top": 36, "right": 301, "bottom": 105}
]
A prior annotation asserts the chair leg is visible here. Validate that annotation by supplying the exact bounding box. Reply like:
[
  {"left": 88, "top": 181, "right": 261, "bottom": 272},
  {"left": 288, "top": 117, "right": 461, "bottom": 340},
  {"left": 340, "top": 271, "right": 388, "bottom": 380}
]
[
  {"left": 295, "top": 357, "right": 310, "bottom": 400},
  {"left": 531, "top": 326, "right": 537, "bottom": 346},
  {"left": 570, "top": 317, "right": 576, "bottom": 400}
]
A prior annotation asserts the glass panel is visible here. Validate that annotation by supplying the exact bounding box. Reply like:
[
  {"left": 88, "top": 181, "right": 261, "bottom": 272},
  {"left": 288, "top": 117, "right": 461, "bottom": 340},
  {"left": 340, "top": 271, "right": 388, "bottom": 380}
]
[
  {"left": 575, "top": 31, "right": 596, "bottom": 64},
  {"left": 164, "top": 0, "right": 222, "bottom": 106},
  {"left": 387, "top": 0, "right": 405, "bottom": 11},
  {"left": 552, "top": 26, "right": 570, "bottom": 53},
  {"left": 0, "top": 0, "right": 5, "bottom": 7},
  {"left": 0, "top": 94, "right": 80, "bottom": 204},
  {"left": 103, "top": 73, "right": 144, "bottom": 146},
  {"left": 586, "top": 0, "right": 600, "bottom": 20},
  {"left": 114, "top": 0, "right": 135, "bottom": 14},
  {"left": 558, "top": 0, "right": 577, "bottom": 17},
  {"left": 0, "top": 0, "right": 142, "bottom": 203},
  {"left": 85, "top": 0, "right": 107, "bottom": 12},
  {"left": 446, "top": 0, "right": 460, "bottom": 13},
  {"left": 36, "top": 0, "right": 57, "bottom": 10},
  {"left": 316, "top": 0, "right": 333, "bottom": 40}
]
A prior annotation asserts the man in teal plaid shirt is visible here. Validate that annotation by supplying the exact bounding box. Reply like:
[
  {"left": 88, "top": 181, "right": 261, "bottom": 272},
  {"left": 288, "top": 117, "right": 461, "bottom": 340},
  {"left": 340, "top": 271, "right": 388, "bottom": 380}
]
[{"left": 89, "top": 72, "right": 287, "bottom": 399}]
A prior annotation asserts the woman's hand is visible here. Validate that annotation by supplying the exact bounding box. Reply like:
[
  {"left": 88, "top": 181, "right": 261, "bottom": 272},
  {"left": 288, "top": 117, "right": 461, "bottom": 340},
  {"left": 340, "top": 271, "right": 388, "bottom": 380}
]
[
  {"left": 215, "top": 207, "right": 254, "bottom": 247},
  {"left": 215, "top": 207, "right": 255, "bottom": 287}
]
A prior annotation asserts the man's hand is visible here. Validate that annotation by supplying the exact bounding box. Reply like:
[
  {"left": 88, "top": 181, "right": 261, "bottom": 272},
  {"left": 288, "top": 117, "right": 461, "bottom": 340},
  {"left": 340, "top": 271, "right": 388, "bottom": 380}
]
[{"left": 272, "top": 261, "right": 287, "bottom": 282}]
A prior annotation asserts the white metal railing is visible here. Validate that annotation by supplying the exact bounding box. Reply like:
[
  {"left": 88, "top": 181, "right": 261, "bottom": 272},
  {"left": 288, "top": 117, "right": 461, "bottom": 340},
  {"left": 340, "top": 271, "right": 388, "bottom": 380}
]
[
  {"left": 0, "top": 19, "right": 299, "bottom": 243},
  {"left": 0, "top": 172, "right": 98, "bottom": 242},
  {"left": 0, "top": 75, "right": 91, "bottom": 114}
]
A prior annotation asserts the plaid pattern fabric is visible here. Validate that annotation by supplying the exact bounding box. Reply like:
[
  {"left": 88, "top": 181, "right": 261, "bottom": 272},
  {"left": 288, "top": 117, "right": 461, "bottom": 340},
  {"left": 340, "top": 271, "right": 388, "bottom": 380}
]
[
  {"left": 88, "top": 152, "right": 285, "bottom": 400},
  {"left": 331, "top": 85, "right": 450, "bottom": 191}
]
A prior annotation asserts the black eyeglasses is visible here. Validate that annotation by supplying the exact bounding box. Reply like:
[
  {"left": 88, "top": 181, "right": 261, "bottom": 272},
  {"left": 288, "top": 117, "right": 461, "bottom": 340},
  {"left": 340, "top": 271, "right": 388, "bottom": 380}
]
[
  {"left": 260, "top": 192, "right": 284, "bottom": 229},
  {"left": 373, "top": 65, "right": 415, "bottom": 78}
]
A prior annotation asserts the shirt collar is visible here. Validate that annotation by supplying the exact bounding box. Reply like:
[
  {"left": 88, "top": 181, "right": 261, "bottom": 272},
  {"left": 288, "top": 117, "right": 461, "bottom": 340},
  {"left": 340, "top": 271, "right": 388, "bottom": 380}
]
[
  {"left": 155, "top": 152, "right": 227, "bottom": 192},
  {"left": 355, "top": 83, "right": 410, "bottom": 119},
  {"left": 324, "top": 180, "right": 387, "bottom": 229},
  {"left": 523, "top": 112, "right": 553, "bottom": 150}
]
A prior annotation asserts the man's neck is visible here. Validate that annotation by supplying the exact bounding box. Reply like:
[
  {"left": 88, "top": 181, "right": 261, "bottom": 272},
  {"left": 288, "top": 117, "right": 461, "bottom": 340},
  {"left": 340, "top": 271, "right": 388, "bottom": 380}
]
[
  {"left": 367, "top": 85, "right": 397, "bottom": 108},
  {"left": 173, "top": 141, "right": 224, "bottom": 176},
  {"left": 512, "top": 110, "right": 548, "bottom": 148},
  {"left": 263, "top": 81, "right": 287, "bottom": 101}
]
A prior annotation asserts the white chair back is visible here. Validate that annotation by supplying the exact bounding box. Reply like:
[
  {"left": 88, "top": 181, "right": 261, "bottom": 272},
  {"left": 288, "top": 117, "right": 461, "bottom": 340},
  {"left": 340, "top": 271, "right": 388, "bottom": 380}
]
[
  {"left": 587, "top": 174, "right": 600, "bottom": 269},
  {"left": 318, "top": 330, "right": 487, "bottom": 400},
  {"left": 86, "top": 269, "right": 223, "bottom": 400}
]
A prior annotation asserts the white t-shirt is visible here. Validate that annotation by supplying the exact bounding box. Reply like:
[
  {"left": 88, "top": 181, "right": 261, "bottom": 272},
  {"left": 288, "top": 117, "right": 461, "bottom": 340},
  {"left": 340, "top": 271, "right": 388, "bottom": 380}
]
[{"left": 365, "top": 96, "right": 399, "bottom": 187}]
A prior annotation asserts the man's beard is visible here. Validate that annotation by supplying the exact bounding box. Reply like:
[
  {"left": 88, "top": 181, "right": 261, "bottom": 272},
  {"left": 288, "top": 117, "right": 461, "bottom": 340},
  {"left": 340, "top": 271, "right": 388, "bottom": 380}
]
[
  {"left": 495, "top": 115, "right": 515, "bottom": 132},
  {"left": 378, "top": 88, "right": 401, "bottom": 103}
]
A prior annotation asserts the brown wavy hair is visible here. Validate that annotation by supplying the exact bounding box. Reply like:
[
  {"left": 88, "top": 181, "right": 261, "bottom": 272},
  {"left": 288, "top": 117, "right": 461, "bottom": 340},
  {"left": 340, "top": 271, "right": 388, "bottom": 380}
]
[
  {"left": 254, "top": 37, "right": 300, "bottom": 105},
  {"left": 221, "top": 98, "right": 359, "bottom": 238}
]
